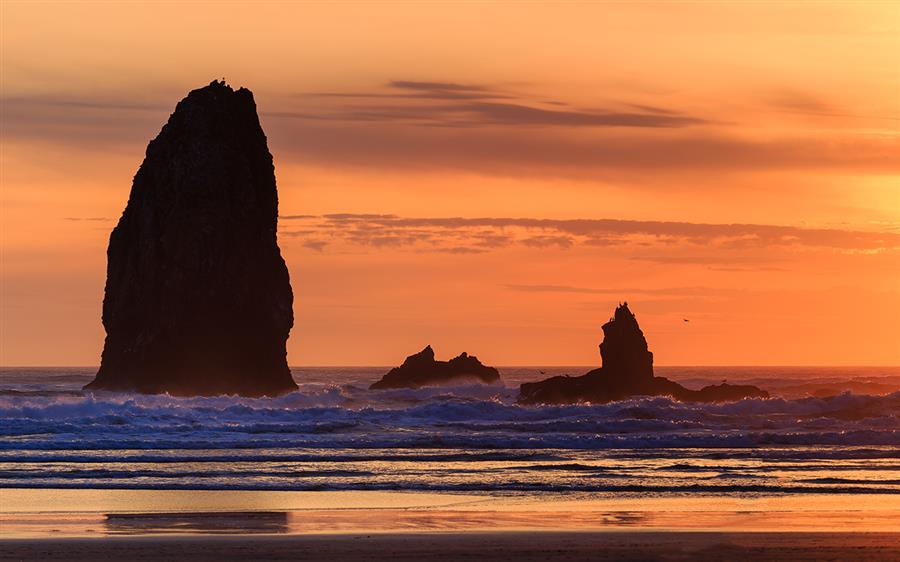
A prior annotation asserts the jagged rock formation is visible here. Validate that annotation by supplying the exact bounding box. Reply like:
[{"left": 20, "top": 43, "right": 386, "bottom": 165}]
[
  {"left": 599, "top": 303, "right": 654, "bottom": 383},
  {"left": 370, "top": 345, "right": 501, "bottom": 389},
  {"left": 519, "top": 303, "right": 767, "bottom": 404},
  {"left": 84, "top": 80, "right": 297, "bottom": 397}
]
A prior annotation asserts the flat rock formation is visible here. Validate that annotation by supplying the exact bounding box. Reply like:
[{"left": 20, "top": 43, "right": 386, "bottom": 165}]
[
  {"left": 85, "top": 80, "right": 297, "bottom": 397},
  {"left": 519, "top": 303, "right": 767, "bottom": 405},
  {"left": 370, "top": 346, "right": 501, "bottom": 389}
]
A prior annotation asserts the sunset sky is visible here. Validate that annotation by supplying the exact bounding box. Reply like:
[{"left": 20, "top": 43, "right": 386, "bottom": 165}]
[{"left": 1, "top": 1, "right": 898, "bottom": 367}]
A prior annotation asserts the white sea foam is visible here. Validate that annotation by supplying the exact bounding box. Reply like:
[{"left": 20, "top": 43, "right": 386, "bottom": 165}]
[{"left": 0, "top": 368, "right": 898, "bottom": 493}]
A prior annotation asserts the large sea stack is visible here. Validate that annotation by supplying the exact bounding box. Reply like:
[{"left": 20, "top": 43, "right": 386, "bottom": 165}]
[
  {"left": 519, "top": 303, "right": 767, "bottom": 404},
  {"left": 85, "top": 80, "right": 297, "bottom": 397}
]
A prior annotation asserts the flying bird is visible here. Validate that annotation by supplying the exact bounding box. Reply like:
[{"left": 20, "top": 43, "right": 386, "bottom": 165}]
[{"left": 683, "top": 318, "right": 690, "bottom": 322}]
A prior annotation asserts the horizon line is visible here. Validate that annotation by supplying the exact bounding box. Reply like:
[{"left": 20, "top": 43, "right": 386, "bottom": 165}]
[{"left": 3, "top": 364, "right": 899, "bottom": 370}]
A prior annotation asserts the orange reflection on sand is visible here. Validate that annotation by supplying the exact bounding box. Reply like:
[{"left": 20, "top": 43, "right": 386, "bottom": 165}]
[{"left": 2, "top": 490, "right": 899, "bottom": 538}]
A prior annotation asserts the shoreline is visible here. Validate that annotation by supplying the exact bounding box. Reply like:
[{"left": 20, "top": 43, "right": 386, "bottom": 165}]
[
  {"left": 3, "top": 489, "right": 899, "bottom": 539},
  {"left": 3, "top": 532, "right": 900, "bottom": 562}
]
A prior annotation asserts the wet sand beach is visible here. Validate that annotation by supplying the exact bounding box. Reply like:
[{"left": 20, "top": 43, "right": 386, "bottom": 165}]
[
  {"left": 2, "top": 489, "right": 899, "bottom": 560},
  {"left": 3, "top": 532, "right": 900, "bottom": 562}
]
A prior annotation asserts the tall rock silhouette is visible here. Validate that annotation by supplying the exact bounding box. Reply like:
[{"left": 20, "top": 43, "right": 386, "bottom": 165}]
[
  {"left": 85, "top": 80, "right": 297, "bottom": 397},
  {"left": 598, "top": 303, "right": 654, "bottom": 383},
  {"left": 519, "top": 303, "right": 767, "bottom": 404}
]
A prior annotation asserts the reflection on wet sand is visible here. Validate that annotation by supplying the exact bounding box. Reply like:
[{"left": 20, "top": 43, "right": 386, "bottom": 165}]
[
  {"left": 4, "top": 506, "right": 900, "bottom": 538},
  {"left": 104, "top": 512, "right": 289, "bottom": 535},
  {"left": 100, "top": 510, "right": 650, "bottom": 535},
  {"left": 3, "top": 491, "right": 900, "bottom": 538},
  {"left": 93, "top": 508, "right": 900, "bottom": 536},
  {"left": 285, "top": 510, "right": 652, "bottom": 534}
]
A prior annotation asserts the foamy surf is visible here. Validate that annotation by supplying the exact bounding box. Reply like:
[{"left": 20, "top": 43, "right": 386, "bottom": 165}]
[{"left": 0, "top": 367, "right": 898, "bottom": 494}]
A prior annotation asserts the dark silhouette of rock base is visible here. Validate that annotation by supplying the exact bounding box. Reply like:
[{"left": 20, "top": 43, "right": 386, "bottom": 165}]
[
  {"left": 370, "top": 346, "right": 501, "bottom": 389},
  {"left": 84, "top": 81, "right": 297, "bottom": 397},
  {"left": 519, "top": 303, "right": 767, "bottom": 405}
]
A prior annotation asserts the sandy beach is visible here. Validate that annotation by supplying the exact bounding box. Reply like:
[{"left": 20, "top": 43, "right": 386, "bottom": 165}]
[
  {"left": 3, "top": 532, "right": 900, "bottom": 562},
  {"left": 2, "top": 489, "right": 899, "bottom": 560},
  {"left": 4, "top": 489, "right": 900, "bottom": 536}
]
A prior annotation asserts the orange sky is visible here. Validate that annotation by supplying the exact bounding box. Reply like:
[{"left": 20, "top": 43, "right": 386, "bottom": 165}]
[{"left": 1, "top": 1, "right": 898, "bottom": 366}]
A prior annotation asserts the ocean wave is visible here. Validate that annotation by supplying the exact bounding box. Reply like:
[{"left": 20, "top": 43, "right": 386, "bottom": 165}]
[
  {"left": 0, "top": 468, "right": 376, "bottom": 479},
  {"left": 3, "top": 371, "right": 898, "bottom": 496},
  {"left": 0, "top": 479, "right": 896, "bottom": 494},
  {"left": 0, "top": 450, "right": 565, "bottom": 464},
  {"left": 1, "top": 390, "right": 898, "bottom": 451},
  {"left": 797, "top": 477, "right": 900, "bottom": 485}
]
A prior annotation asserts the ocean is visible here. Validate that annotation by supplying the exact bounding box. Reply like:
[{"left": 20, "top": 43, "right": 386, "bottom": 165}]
[{"left": 1, "top": 366, "right": 899, "bottom": 496}]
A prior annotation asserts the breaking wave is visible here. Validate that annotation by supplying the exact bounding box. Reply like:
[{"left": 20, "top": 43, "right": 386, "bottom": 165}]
[
  {"left": 1, "top": 369, "right": 898, "bottom": 494},
  {"left": 1, "top": 387, "right": 898, "bottom": 451}
]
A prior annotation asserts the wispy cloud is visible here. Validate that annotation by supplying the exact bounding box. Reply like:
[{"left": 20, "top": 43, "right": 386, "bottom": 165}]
[
  {"left": 431, "top": 246, "right": 488, "bottom": 254},
  {"left": 301, "top": 239, "right": 328, "bottom": 252},
  {"left": 295, "top": 80, "right": 706, "bottom": 128},
  {"left": 3, "top": 96, "right": 168, "bottom": 112},
  {"left": 277, "top": 213, "right": 900, "bottom": 255},
  {"left": 767, "top": 89, "right": 900, "bottom": 122},
  {"left": 263, "top": 121, "right": 900, "bottom": 179},
  {"left": 389, "top": 80, "right": 491, "bottom": 92},
  {"left": 302, "top": 80, "right": 514, "bottom": 102},
  {"left": 5, "top": 80, "right": 898, "bottom": 181},
  {"left": 504, "top": 284, "right": 731, "bottom": 296}
]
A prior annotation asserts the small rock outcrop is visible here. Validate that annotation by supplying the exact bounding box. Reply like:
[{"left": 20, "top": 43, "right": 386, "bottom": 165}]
[
  {"left": 370, "top": 345, "right": 501, "bottom": 389},
  {"left": 519, "top": 303, "right": 767, "bottom": 404},
  {"left": 84, "top": 80, "right": 297, "bottom": 397}
]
